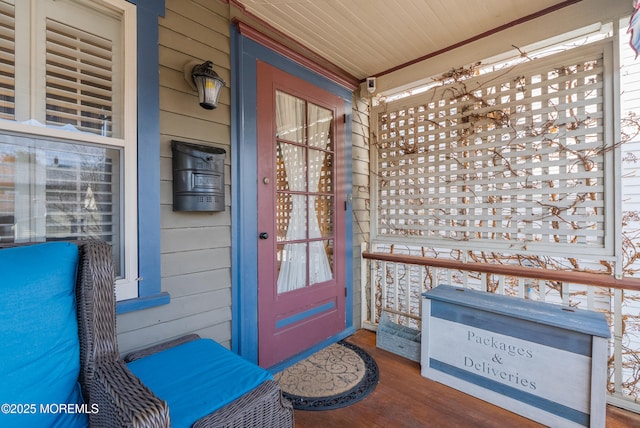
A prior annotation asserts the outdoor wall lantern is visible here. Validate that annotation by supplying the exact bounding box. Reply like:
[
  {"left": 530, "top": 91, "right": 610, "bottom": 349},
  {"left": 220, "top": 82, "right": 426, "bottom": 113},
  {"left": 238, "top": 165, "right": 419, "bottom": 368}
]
[{"left": 184, "top": 60, "right": 226, "bottom": 110}]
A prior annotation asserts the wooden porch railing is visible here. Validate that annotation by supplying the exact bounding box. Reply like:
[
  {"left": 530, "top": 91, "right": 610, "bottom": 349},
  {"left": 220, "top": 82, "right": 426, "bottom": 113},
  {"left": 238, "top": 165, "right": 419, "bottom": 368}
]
[
  {"left": 359, "top": 242, "right": 640, "bottom": 413},
  {"left": 363, "top": 251, "right": 640, "bottom": 292}
]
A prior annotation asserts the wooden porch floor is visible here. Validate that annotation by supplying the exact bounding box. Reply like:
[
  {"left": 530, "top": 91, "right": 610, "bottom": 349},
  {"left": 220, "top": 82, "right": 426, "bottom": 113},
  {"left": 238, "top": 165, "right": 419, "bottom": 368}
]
[{"left": 294, "top": 329, "right": 640, "bottom": 428}]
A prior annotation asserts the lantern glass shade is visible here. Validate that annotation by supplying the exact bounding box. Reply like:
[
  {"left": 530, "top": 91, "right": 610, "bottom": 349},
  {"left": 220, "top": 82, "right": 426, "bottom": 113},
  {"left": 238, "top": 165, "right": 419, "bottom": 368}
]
[{"left": 191, "top": 61, "right": 226, "bottom": 110}]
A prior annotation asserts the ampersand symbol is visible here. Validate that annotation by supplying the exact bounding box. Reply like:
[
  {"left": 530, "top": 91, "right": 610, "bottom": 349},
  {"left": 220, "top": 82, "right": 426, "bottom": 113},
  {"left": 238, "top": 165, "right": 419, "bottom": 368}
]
[{"left": 491, "top": 354, "right": 503, "bottom": 364}]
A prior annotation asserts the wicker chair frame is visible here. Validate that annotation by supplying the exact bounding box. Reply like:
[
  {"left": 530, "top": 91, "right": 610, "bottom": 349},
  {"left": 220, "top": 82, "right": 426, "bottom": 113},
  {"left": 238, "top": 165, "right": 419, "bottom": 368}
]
[
  {"left": 76, "top": 241, "right": 171, "bottom": 427},
  {"left": 9, "top": 240, "right": 293, "bottom": 427}
]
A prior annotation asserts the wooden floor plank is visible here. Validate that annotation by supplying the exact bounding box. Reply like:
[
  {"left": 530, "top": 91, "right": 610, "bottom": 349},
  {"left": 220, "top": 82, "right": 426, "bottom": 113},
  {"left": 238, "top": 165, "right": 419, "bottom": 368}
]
[{"left": 293, "top": 329, "right": 640, "bottom": 428}]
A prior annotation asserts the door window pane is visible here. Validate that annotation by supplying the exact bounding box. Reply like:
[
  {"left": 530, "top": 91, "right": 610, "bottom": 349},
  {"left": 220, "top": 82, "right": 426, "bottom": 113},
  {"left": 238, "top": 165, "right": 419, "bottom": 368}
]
[
  {"left": 310, "top": 240, "right": 333, "bottom": 286},
  {"left": 313, "top": 151, "right": 333, "bottom": 194},
  {"left": 276, "top": 142, "right": 307, "bottom": 191},
  {"left": 275, "top": 91, "right": 335, "bottom": 293},
  {"left": 277, "top": 194, "right": 307, "bottom": 241},
  {"left": 311, "top": 195, "right": 333, "bottom": 238},
  {"left": 307, "top": 104, "right": 332, "bottom": 149},
  {"left": 275, "top": 92, "right": 305, "bottom": 144},
  {"left": 277, "top": 242, "right": 307, "bottom": 290}
]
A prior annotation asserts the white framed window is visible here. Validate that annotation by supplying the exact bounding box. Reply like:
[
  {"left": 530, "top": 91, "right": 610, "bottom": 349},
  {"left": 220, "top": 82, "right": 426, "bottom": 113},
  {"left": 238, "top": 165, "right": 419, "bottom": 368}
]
[{"left": 0, "top": 0, "right": 138, "bottom": 300}]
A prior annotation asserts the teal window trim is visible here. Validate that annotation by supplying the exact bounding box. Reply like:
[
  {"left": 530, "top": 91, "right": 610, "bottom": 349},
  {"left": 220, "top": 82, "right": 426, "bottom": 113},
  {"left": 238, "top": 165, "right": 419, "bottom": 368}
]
[{"left": 116, "top": 0, "right": 169, "bottom": 314}]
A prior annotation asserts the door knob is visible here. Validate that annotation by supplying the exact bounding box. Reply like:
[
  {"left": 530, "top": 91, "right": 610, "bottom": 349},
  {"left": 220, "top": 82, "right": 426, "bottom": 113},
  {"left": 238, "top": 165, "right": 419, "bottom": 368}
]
[{"left": 259, "top": 232, "right": 269, "bottom": 240}]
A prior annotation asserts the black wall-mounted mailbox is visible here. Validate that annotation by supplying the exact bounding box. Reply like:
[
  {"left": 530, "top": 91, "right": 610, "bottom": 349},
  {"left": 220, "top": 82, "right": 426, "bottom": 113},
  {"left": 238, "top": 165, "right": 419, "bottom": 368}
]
[{"left": 171, "top": 140, "right": 226, "bottom": 211}]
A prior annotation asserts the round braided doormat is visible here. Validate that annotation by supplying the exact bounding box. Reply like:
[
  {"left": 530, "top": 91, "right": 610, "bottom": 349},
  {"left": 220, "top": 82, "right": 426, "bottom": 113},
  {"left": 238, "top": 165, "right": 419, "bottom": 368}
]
[{"left": 274, "top": 340, "right": 379, "bottom": 411}]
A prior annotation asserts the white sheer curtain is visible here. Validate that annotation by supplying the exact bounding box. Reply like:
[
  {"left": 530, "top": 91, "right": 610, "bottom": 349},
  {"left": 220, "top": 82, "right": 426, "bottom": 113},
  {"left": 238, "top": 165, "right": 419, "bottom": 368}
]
[
  {"left": 275, "top": 92, "right": 333, "bottom": 293},
  {"left": 276, "top": 92, "right": 307, "bottom": 293},
  {"left": 307, "top": 104, "right": 333, "bottom": 285}
]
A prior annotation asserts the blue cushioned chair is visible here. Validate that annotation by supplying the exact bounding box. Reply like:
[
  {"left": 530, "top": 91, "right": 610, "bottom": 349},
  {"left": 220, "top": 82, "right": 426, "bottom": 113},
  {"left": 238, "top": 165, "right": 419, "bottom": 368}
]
[{"left": 0, "top": 241, "right": 293, "bottom": 428}]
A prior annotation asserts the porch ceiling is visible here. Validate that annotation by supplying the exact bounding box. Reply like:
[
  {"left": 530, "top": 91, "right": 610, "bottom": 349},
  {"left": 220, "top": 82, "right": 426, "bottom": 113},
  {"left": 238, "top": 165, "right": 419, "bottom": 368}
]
[{"left": 236, "top": 0, "right": 572, "bottom": 81}]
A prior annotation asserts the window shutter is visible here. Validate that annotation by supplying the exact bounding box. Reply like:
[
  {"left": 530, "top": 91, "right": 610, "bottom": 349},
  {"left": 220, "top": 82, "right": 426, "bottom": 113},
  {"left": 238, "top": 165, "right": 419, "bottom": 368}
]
[
  {"left": 0, "top": 0, "right": 15, "bottom": 121},
  {"left": 45, "top": 17, "right": 114, "bottom": 136}
]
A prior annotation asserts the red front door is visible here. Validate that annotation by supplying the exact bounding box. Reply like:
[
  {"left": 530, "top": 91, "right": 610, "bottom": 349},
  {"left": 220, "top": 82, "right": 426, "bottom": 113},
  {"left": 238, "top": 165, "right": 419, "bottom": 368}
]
[{"left": 256, "top": 61, "right": 346, "bottom": 368}]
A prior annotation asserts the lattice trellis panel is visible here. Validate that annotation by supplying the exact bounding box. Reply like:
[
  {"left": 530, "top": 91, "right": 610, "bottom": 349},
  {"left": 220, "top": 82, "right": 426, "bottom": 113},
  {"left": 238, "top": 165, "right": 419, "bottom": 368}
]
[{"left": 374, "top": 42, "right": 614, "bottom": 257}]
